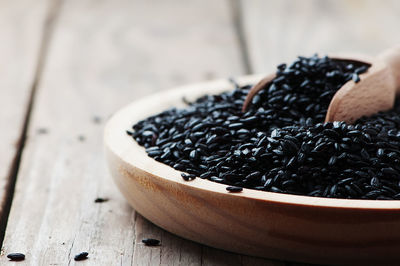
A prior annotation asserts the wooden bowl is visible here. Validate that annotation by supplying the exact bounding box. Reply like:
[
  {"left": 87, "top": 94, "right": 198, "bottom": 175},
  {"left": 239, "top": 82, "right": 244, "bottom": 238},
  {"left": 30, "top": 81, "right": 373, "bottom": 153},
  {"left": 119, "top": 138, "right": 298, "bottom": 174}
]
[{"left": 104, "top": 75, "right": 400, "bottom": 265}]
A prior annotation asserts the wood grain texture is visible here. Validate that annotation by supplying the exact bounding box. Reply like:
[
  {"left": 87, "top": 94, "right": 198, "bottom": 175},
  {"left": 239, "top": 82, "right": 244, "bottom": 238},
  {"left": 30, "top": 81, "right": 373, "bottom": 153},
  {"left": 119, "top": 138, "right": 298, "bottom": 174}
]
[
  {"left": 0, "top": 0, "right": 49, "bottom": 235},
  {"left": 379, "top": 45, "right": 400, "bottom": 93},
  {"left": 239, "top": 0, "right": 400, "bottom": 73},
  {"left": 0, "top": 0, "right": 280, "bottom": 265},
  {"left": 326, "top": 56, "right": 395, "bottom": 123},
  {"left": 5, "top": 0, "right": 398, "bottom": 264}
]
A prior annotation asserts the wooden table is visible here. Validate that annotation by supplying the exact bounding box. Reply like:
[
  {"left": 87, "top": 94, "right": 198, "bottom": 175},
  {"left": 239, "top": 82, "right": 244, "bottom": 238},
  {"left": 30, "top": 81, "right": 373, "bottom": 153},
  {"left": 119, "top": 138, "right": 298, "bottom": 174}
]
[{"left": 1, "top": 0, "right": 399, "bottom": 265}]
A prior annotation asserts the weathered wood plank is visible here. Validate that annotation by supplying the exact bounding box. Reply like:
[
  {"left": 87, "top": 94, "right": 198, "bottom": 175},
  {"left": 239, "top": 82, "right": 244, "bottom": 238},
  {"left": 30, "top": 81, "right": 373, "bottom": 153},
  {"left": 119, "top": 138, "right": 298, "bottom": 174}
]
[
  {"left": 0, "top": 0, "right": 50, "bottom": 240},
  {"left": 0, "top": 0, "right": 282, "bottom": 265},
  {"left": 239, "top": 0, "right": 400, "bottom": 73}
]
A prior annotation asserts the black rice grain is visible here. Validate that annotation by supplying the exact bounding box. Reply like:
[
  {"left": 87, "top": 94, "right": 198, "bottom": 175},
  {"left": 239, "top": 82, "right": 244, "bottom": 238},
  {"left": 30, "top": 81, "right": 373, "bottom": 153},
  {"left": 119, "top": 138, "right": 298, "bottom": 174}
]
[
  {"left": 226, "top": 186, "right": 243, "bottom": 193},
  {"left": 181, "top": 173, "right": 196, "bottom": 181},
  {"left": 7, "top": 253, "right": 25, "bottom": 261},
  {"left": 74, "top": 252, "right": 88, "bottom": 261},
  {"left": 94, "top": 197, "right": 109, "bottom": 203},
  {"left": 142, "top": 238, "right": 161, "bottom": 246},
  {"left": 127, "top": 55, "right": 400, "bottom": 200}
]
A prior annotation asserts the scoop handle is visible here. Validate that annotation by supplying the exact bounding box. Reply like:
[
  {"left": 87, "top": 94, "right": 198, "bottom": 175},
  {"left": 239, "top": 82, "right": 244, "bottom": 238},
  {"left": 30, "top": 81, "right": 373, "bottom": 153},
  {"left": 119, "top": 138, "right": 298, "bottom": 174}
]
[{"left": 378, "top": 46, "right": 400, "bottom": 93}]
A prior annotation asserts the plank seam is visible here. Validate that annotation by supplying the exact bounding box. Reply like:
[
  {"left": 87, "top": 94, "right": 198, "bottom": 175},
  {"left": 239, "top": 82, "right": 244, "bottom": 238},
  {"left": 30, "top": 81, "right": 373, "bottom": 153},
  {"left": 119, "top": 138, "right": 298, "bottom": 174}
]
[
  {"left": 230, "top": 0, "right": 253, "bottom": 74},
  {"left": 200, "top": 246, "right": 204, "bottom": 266},
  {"left": 0, "top": 0, "right": 63, "bottom": 249}
]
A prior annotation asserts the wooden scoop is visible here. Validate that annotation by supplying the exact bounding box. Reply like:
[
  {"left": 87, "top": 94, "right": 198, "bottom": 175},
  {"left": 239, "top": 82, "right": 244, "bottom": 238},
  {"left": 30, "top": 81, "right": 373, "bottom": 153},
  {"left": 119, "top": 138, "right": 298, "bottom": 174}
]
[{"left": 242, "top": 47, "right": 400, "bottom": 123}]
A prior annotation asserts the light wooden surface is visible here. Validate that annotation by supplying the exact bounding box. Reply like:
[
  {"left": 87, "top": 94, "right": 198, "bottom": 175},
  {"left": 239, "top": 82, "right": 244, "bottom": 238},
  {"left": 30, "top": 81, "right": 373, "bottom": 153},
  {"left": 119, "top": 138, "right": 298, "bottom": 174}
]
[
  {"left": 1, "top": 0, "right": 400, "bottom": 265},
  {"left": 240, "top": 0, "right": 400, "bottom": 73},
  {"left": 0, "top": 0, "right": 50, "bottom": 239}
]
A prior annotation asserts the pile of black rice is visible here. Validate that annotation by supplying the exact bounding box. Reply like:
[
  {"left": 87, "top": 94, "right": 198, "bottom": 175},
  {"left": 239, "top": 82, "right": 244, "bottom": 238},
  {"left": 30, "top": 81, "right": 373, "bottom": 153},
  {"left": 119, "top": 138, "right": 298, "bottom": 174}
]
[{"left": 129, "top": 54, "right": 400, "bottom": 200}]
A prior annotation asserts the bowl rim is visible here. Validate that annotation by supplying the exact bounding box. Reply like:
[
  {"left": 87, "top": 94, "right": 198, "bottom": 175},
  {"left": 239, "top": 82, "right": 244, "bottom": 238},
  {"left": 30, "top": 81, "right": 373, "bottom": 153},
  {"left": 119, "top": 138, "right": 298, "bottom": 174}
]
[{"left": 104, "top": 74, "right": 400, "bottom": 210}]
